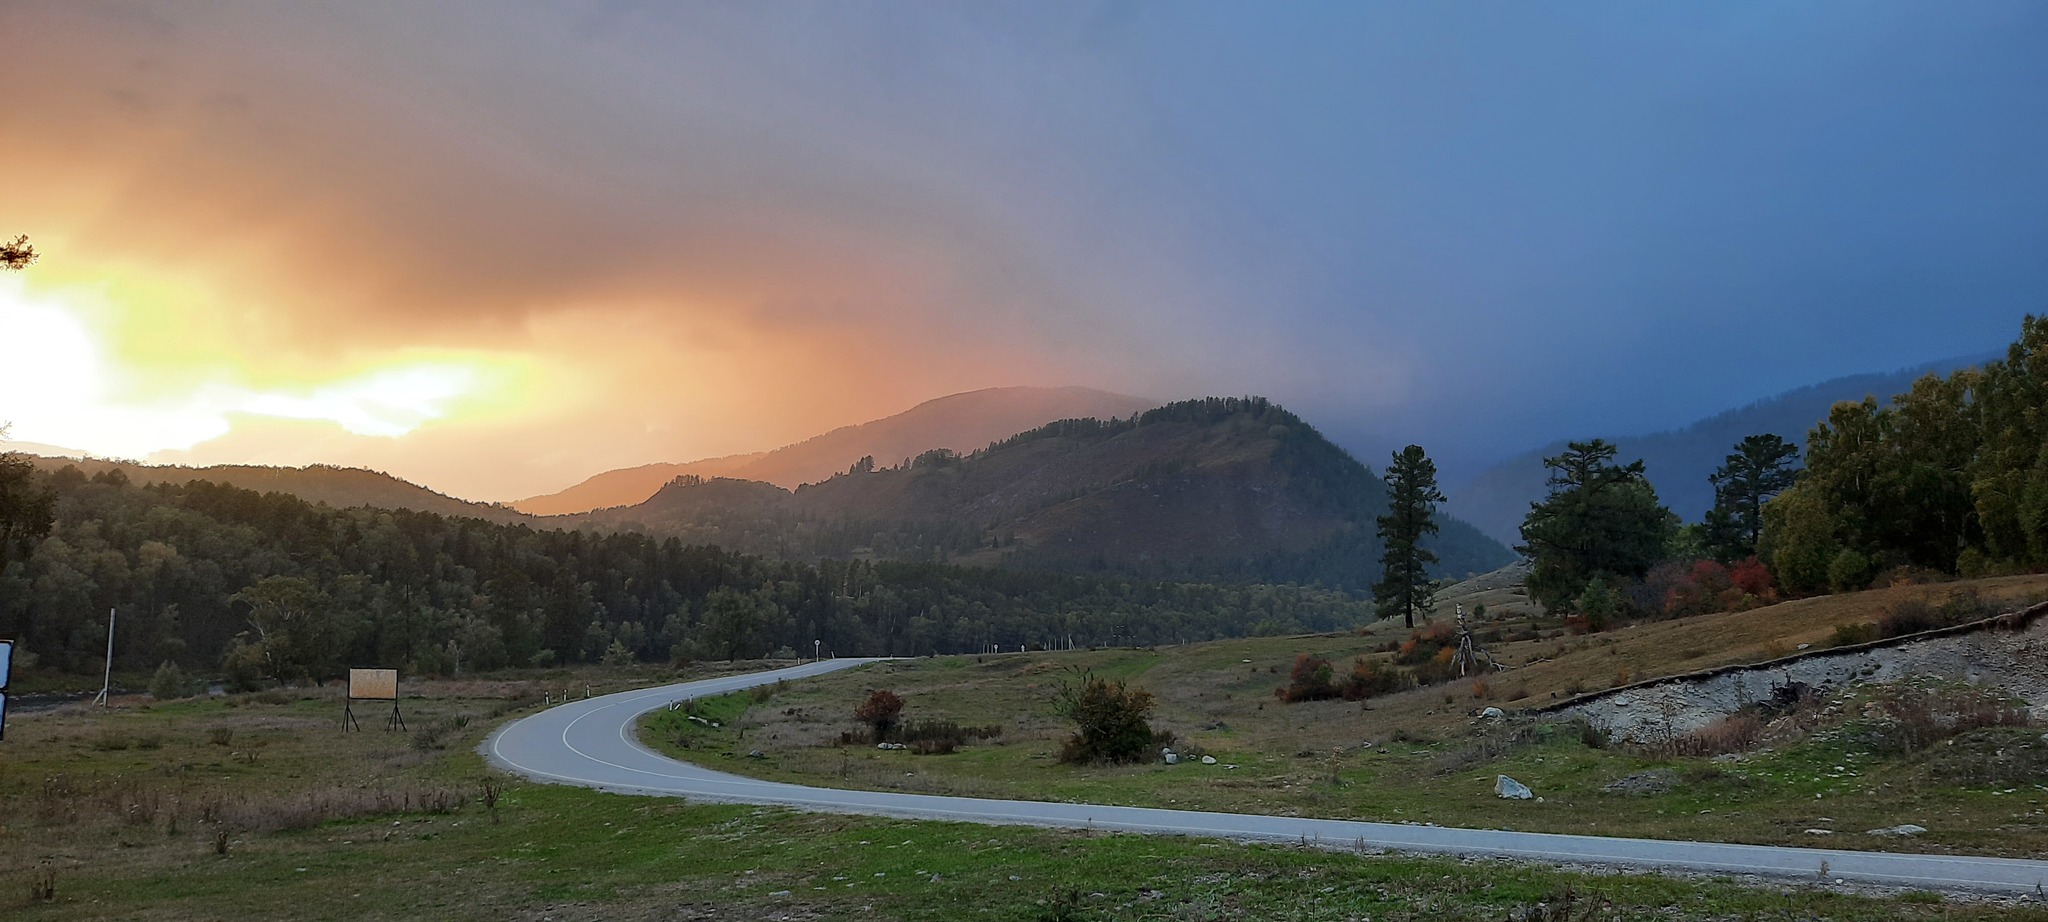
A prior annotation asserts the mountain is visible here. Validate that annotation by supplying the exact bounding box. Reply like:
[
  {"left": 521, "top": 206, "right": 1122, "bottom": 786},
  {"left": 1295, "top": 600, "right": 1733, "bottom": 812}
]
[
  {"left": 1446, "top": 354, "right": 1996, "bottom": 546},
  {"left": 578, "top": 396, "right": 1514, "bottom": 590},
  {"left": 20, "top": 456, "right": 535, "bottom": 525},
  {"left": 512, "top": 386, "right": 1159, "bottom": 515}
]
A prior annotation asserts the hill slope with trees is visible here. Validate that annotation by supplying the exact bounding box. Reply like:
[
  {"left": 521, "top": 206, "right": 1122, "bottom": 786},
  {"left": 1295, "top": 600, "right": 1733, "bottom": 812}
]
[
  {"left": 0, "top": 472, "right": 1386, "bottom": 680},
  {"left": 512, "top": 386, "right": 1158, "bottom": 515},
  {"left": 579, "top": 397, "right": 1513, "bottom": 591},
  {"left": 1448, "top": 354, "right": 1995, "bottom": 545}
]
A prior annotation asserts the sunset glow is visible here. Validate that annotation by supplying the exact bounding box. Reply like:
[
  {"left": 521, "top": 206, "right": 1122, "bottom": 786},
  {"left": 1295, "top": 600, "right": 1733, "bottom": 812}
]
[
  {"left": 2, "top": 3, "right": 2043, "bottom": 502},
  {"left": 0, "top": 275, "right": 534, "bottom": 460}
]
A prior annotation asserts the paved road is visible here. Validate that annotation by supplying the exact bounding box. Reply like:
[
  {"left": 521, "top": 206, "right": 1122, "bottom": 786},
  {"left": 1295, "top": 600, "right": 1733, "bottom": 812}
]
[{"left": 484, "top": 659, "right": 2048, "bottom": 896}]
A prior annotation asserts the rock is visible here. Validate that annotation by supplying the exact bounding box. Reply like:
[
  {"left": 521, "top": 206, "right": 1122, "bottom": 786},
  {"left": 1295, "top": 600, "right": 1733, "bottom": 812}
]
[
  {"left": 1496, "top": 775, "right": 1534, "bottom": 800},
  {"left": 1480, "top": 707, "right": 1506, "bottom": 720},
  {"left": 1867, "top": 824, "right": 1927, "bottom": 837},
  {"left": 1164, "top": 752, "right": 1179, "bottom": 765},
  {"left": 1201, "top": 755, "right": 1218, "bottom": 765},
  {"left": 877, "top": 742, "right": 907, "bottom": 750},
  {"left": 1803, "top": 829, "right": 1834, "bottom": 836},
  {"left": 770, "top": 890, "right": 792, "bottom": 897},
  {"left": 747, "top": 749, "right": 766, "bottom": 759},
  {"left": 1612, "top": 695, "right": 1634, "bottom": 707},
  {"left": 1797, "top": 643, "right": 1812, "bottom": 650},
  {"left": 1601, "top": 769, "right": 1677, "bottom": 796}
]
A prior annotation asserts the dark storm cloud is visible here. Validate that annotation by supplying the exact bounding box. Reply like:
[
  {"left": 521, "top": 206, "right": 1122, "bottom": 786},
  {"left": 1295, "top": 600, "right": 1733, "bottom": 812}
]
[{"left": 5, "top": 1, "right": 2046, "bottom": 493}]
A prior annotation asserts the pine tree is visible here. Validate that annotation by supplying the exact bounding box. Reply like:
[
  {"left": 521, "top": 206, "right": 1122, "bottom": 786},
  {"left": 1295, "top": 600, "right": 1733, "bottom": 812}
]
[
  {"left": 1519, "top": 440, "right": 1675, "bottom": 613},
  {"left": 1374, "top": 445, "right": 1444, "bottom": 628},
  {"left": 1703, "top": 434, "right": 1801, "bottom": 561}
]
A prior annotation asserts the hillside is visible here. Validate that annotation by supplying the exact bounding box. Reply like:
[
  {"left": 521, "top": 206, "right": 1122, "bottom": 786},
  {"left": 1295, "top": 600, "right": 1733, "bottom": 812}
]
[
  {"left": 1448, "top": 354, "right": 1993, "bottom": 545},
  {"left": 581, "top": 396, "right": 1513, "bottom": 590},
  {"left": 513, "top": 385, "right": 1157, "bottom": 514},
  {"left": 21, "top": 456, "right": 535, "bottom": 524}
]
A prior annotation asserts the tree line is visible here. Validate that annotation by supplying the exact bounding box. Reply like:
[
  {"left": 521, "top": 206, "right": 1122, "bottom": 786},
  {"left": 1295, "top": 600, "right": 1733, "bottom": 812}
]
[
  {"left": 1760, "top": 315, "right": 2048, "bottom": 592},
  {"left": 0, "top": 468, "right": 1377, "bottom": 683}
]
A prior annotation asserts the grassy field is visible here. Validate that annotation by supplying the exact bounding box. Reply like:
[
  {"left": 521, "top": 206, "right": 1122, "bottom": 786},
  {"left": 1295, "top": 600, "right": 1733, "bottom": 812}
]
[
  {"left": 4, "top": 684, "right": 2045, "bottom": 921},
  {"left": 639, "top": 576, "right": 2048, "bottom": 859},
  {"left": 4, "top": 576, "right": 2047, "bottom": 918}
]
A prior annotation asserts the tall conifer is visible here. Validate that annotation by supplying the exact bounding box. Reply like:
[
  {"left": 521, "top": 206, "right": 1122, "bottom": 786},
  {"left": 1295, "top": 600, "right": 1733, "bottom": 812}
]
[{"left": 1375, "top": 445, "right": 1444, "bottom": 628}]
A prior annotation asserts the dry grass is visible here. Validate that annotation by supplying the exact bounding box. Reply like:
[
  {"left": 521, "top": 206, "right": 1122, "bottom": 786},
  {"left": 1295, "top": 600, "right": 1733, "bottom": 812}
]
[{"left": 693, "top": 574, "right": 2048, "bottom": 779}]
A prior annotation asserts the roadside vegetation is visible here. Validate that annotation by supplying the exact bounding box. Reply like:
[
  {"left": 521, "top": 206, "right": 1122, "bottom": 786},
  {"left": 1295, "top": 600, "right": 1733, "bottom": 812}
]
[
  {"left": 3, "top": 663, "right": 2043, "bottom": 921},
  {"left": 638, "top": 575, "right": 2048, "bottom": 861}
]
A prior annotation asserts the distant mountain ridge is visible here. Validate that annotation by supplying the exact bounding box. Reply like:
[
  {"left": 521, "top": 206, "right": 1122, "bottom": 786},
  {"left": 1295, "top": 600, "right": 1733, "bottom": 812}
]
[
  {"left": 512, "top": 385, "right": 1158, "bottom": 515},
  {"left": 577, "top": 396, "right": 1513, "bottom": 590},
  {"left": 18, "top": 456, "right": 534, "bottom": 525},
  {"left": 1447, "top": 353, "right": 1996, "bottom": 546}
]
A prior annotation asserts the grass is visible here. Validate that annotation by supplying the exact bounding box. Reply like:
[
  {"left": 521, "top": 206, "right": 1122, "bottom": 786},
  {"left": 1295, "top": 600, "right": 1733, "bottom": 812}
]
[
  {"left": 634, "top": 576, "right": 2048, "bottom": 858},
  {"left": 6, "top": 576, "right": 2048, "bottom": 918},
  {"left": 4, "top": 699, "right": 2043, "bottom": 922}
]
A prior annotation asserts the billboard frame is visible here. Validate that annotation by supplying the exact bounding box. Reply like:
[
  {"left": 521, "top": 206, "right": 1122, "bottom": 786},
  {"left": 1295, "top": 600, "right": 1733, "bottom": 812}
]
[{"left": 343, "top": 667, "right": 404, "bottom": 732}]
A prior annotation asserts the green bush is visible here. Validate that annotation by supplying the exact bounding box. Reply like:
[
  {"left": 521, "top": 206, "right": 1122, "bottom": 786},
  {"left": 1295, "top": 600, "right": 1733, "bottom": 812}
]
[
  {"left": 149, "top": 661, "right": 194, "bottom": 700},
  {"left": 1053, "top": 671, "right": 1159, "bottom": 765},
  {"left": 1826, "top": 548, "right": 1873, "bottom": 593}
]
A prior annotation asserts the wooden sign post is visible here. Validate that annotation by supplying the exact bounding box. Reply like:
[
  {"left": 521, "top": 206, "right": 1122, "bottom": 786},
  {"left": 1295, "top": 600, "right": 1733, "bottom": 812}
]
[{"left": 346, "top": 668, "right": 403, "bottom": 732}]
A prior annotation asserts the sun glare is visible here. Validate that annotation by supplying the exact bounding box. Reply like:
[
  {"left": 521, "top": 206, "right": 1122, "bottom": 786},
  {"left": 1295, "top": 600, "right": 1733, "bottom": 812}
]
[{"left": 0, "top": 276, "right": 533, "bottom": 457}]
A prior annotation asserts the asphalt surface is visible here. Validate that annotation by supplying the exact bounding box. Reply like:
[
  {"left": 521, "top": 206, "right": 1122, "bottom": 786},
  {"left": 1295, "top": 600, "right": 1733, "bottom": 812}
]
[{"left": 484, "top": 659, "right": 2048, "bottom": 896}]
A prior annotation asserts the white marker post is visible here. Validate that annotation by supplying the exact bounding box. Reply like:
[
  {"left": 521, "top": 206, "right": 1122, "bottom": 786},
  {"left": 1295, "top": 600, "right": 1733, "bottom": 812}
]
[{"left": 92, "top": 608, "right": 115, "bottom": 707}]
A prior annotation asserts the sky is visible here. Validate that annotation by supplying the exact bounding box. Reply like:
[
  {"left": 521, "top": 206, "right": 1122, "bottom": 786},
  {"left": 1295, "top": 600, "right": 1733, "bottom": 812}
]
[{"left": 3, "top": 1, "right": 2046, "bottom": 500}]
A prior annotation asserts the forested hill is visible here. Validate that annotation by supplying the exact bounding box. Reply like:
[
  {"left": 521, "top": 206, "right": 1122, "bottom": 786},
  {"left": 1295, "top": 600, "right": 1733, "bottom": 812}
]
[
  {"left": 1446, "top": 354, "right": 1994, "bottom": 545},
  {"left": 0, "top": 474, "right": 1376, "bottom": 680},
  {"left": 22, "top": 456, "right": 533, "bottom": 525},
  {"left": 579, "top": 397, "right": 1513, "bottom": 591},
  {"left": 512, "top": 385, "right": 1158, "bottom": 515}
]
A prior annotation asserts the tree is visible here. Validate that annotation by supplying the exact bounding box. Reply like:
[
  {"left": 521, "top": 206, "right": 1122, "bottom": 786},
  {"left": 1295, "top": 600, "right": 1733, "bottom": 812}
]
[
  {"left": 854, "top": 688, "right": 904, "bottom": 742},
  {"left": 1373, "top": 445, "right": 1444, "bottom": 628},
  {"left": 1052, "top": 670, "right": 1158, "bottom": 765},
  {"left": 1518, "top": 440, "right": 1676, "bottom": 613},
  {"left": 0, "top": 235, "right": 34, "bottom": 271},
  {"left": 1703, "top": 435, "right": 1800, "bottom": 561},
  {"left": 0, "top": 426, "right": 56, "bottom": 565},
  {"left": 229, "top": 576, "right": 343, "bottom": 684}
]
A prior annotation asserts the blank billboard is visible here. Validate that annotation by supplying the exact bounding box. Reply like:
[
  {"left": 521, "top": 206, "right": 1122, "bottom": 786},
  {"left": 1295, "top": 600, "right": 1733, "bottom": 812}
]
[{"left": 348, "top": 668, "right": 398, "bottom": 700}]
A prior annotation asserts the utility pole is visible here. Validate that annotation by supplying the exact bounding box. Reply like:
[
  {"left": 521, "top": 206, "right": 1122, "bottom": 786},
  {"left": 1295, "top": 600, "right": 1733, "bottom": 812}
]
[{"left": 92, "top": 607, "right": 115, "bottom": 707}]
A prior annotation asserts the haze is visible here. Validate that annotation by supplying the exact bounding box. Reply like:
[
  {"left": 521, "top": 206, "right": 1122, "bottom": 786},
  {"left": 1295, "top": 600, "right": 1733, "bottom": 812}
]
[{"left": 4, "top": 2, "right": 2044, "bottom": 500}]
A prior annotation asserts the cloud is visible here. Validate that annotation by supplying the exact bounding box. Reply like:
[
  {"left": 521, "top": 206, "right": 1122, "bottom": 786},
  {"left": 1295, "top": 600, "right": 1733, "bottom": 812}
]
[{"left": 4, "top": 2, "right": 2045, "bottom": 496}]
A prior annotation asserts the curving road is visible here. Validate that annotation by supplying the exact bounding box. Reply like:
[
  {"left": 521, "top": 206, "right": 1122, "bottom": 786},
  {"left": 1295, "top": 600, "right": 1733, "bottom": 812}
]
[{"left": 484, "top": 659, "right": 2048, "bottom": 896}]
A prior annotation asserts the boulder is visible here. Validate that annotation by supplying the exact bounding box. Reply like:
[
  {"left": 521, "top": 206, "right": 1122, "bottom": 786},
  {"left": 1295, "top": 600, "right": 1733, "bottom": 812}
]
[
  {"left": 1201, "top": 755, "right": 1218, "bottom": 765},
  {"left": 1479, "top": 707, "right": 1505, "bottom": 720},
  {"left": 1601, "top": 769, "right": 1677, "bottom": 796},
  {"left": 747, "top": 749, "right": 766, "bottom": 759},
  {"left": 1496, "top": 775, "right": 1534, "bottom": 800}
]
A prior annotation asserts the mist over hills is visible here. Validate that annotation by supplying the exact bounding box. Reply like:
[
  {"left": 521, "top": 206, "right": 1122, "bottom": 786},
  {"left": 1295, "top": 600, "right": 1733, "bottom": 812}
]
[
  {"left": 577, "top": 397, "right": 1512, "bottom": 590},
  {"left": 1446, "top": 353, "right": 1995, "bottom": 546},
  {"left": 512, "top": 386, "right": 1158, "bottom": 515}
]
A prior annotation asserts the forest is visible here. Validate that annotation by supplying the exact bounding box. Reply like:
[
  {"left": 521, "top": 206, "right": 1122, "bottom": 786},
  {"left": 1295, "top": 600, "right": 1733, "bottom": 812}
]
[{"left": 0, "top": 469, "right": 1375, "bottom": 684}]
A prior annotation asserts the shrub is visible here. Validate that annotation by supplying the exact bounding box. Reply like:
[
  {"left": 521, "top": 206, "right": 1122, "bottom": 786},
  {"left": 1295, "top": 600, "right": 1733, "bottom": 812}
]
[
  {"left": 1650, "top": 714, "right": 1764, "bottom": 757},
  {"left": 1275, "top": 654, "right": 1340, "bottom": 702},
  {"left": 1053, "top": 671, "right": 1158, "bottom": 765},
  {"left": 1341, "top": 657, "right": 1413, "bottom": 700},
  {"left": 1876, "top": 598, "right": 1942, "bottom": 638},
  {"left": 1827, "top": 548, "right": 1874, "bottom": 593},
  {"left": 149, "top": 661, "right": 194, "bottom": 700},
  {"left": 898, "top": 719, "right": 1002, "bottom": 754},
  {"left": 1865, "top": 684, "right": 2029, "bottom": 755},
  {"left": 1830, "top": 622, "right": 1878, "bottom": 647},
  {"left": 854, "top": 689, "right": 904, "bottom": 743}
]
